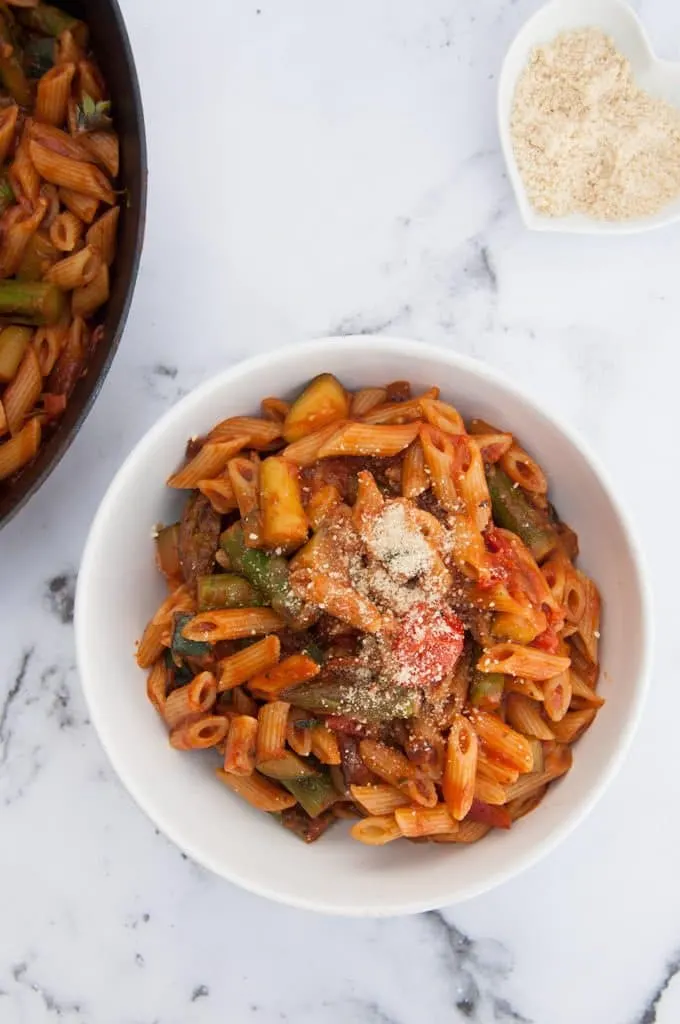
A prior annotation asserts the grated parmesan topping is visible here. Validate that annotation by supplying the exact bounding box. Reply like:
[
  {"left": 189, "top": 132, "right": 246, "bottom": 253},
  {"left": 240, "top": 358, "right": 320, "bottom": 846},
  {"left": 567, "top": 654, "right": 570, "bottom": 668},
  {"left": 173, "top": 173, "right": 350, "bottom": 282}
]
[{"left": 366, "top": 504, "right": 433, "bottom": 581}]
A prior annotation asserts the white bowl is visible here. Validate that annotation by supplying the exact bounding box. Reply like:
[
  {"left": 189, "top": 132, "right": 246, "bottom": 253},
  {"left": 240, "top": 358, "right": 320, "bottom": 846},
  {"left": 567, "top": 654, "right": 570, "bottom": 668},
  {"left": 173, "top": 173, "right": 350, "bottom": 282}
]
[
  {"left": 75, "top": 337, "right": 652, "bottom": 915},
  {"left": 498, "top": 0, "right": 680, "bottom": 235}
]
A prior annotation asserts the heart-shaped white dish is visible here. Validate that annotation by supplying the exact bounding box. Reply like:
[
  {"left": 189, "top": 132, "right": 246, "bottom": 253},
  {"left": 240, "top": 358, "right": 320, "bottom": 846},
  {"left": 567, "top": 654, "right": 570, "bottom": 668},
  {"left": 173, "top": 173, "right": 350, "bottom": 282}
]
[{"left": 498, "top": 0, "right": 680, "bottom": 235}]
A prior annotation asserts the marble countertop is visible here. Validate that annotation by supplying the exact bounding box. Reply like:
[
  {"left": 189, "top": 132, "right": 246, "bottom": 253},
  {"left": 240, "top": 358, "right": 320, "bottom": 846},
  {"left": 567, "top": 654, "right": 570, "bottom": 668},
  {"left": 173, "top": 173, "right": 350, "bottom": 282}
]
[{"left": 1, "top": 0, "right": 678, "bottom": 1020}]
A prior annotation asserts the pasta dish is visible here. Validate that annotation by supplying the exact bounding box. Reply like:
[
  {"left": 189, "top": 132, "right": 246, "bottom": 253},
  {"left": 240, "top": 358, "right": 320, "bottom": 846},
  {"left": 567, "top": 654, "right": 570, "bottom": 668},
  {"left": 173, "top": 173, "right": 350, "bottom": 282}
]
[
  {"left": 0, "top": 2, "right": 120, "bottom": 484},
  {"left": 138, "top": 374, "right": 603, "bottom": 846}
]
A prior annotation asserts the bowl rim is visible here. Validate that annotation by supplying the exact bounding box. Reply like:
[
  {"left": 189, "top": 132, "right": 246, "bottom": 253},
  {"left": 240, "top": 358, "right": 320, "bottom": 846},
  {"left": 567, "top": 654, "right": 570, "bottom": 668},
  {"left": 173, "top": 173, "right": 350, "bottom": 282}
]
[
  {"left": 75, "top": 336, "right": 654, "bottom": 915},
  {"left": 497, "top": 0, "right": 680, "bottom": 236},
  {"left": 0, "top": 0, "right": 148, "bottom": 531}
]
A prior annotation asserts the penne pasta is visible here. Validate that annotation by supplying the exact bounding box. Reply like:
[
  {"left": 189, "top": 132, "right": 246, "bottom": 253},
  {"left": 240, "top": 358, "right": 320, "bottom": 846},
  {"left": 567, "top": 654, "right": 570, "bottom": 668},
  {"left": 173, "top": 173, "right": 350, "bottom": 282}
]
[
  {"left": 477, "top": 643, "right": 571, "bottom": 681},
  {"left": 0, "top": 415, "right": 40, "bottom": 481},
  {"left": 286, "top": 706, "right": 313, "bottom": 757},
  {"left": 360, "top": 388, "right": 438, "bottom": 425},
  {"left": 280, "top": 420, "right": 346, "bottom": 467},
  {"left": 49, "top": 210, "right": 84, "bottom": 252},
  {"left": 401, "top": 439, "right": 430, "bottom": 499},
  {"left": 350, "top": 815, "right": 402, "bottom": 845},
  {"left": 500, "top": 444, "right": 548, "bottom": 495},
  {"left": 182, "top": 607, "right": 285, "bottom": 644},
  {"left": 85, "top": 206, "right": 119, "bottom": 266},
  {"left": 261, "top": 396, "right": 290, "bottom": 422},
  {"left": 217, "top": 635, "right": 281, "bottom": 692},
  {"left": 29, "top": 141, "right": 114, "bottom": 204},
  {"left": 170, "top": 714, "right": 229, "bottom": 751},
  {"left": 310, "top": 723, "right": 342, "bottom": 765},
  {"left": 35, "top": 62, "right": 76, "bottom": 125},
  {"left": 349, "top": 784, "right": 410, "bottom": 816},
  {"left": 469, "top": 709, "right": 534, "bottom": 774},
  {"left": 550, "top": 708, "right": 597, "bottom": 744},
  {"left": 197, "top": 473, "right": 238, "bottom": 514},
  {"left": 359, "top": 739, "right": 438, "bottom": 808},
  {"left": 0, "top": 104, "right": 18, "bottom": 164},
  {"left": 473, "top": 773, "right": 508, "bottom": 805},
  {"left": 146, "top": 659, "right": 168, "bottom": 714},
  {"left": 71, "top": 262, "right": 109, "bottom": 318},
  {"left": 316, "top": 420, "right": 420, "bottom": 459},
  {"left": 395, "top": 804, "right": 459, "bottom": 838},
  {"left": 167, "top": 436, "right": 249, "bottom": 489},
  {"left": 256, "top": 700, "right": 290, "bottom": 763},
  {"left": 223, "top": 714, "right": 258, "bottom": 775},
  {"left": 0, "top": 199, "right": 48, "bottom": 278},
  {"left": 442, "top": 714, "right": 478, "bottom": 820},
  {"left": 163, "top": 672, "right": 217, "bottom": 729},
  {"left": 431, "top": 819, "right": 491, "bottom": 843},
  {"left": 136, "top": 584, "right": 195, "bottom": 668},
  {"left": 215, "top": 767, "right": 297, "bottom": 811},
  {"left": 247, "top": 653, "right": 320, "bottom": 700},
  {"left": 227, "top": 455, "right": 260, "bottom": 517},
  {"left": 3, "top": 343, "right": 41, "bottom": 435},
  {"left": 505, "top": 693, "right": 555, "bottom": 740},
  {"left": 80, "top": 130, "right": 119, "bottom": 178},
  {"left": 420, "top": 397, "right": 465, "bottom": 435},
  {"left": 59, "top": 186, "right": 99, "bottom": 224},
  {"left": 44, "top": 243, "right": 101, "bottom": 290},
  {"left": 350, "top": 386, "right": 387, "bottom": 417},
  {"left": 208, "top": 415, "right": 282, "bottom": 448}
]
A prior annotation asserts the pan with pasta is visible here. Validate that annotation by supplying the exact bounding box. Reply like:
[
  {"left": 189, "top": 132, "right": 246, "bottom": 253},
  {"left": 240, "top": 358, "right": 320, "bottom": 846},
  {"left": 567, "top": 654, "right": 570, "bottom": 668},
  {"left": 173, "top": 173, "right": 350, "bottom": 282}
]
[
  {"left": 137, "top": 373, "right": 603, "bottom": 847},
  {"left": 0, "top": 0, "right": 145, "bottom": 522}
]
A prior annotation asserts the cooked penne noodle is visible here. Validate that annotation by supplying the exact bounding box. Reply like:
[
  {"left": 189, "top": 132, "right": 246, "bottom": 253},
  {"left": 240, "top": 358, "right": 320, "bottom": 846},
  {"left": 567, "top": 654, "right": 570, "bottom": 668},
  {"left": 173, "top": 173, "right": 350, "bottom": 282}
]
[
  {"left": 473, "top": 773, "right": 508, "bottom": 805},
  {"left": 280, "top": 421, "right": 346, "bottom": 467},
  {"left": 0, "top": 326, "right": 32, "bottom": 384},
  {"left": 217, "top": 635, "right": 281, "bottom": 692},
  {"left": 286, "top": 706, "right": 313, "bottom": 757},
  {"left": 0, "top": 415, "right": 40, "bottom": 481},
  {"left": 77, "top": 59, "right": 105, "bottom": 101},
  {"left": 504, "top": 760, "right": 570, "bottom": 803},
  {"left": 543, "top": 666, "right": 572, "bottom": 722},
  {"left": 310, "top": 723, "right": 341, "bottom": 765},
  {"left": 505, "top": 693, "right": 555, "bottom": 740},
  {"left": 247, "top": 653, "right": 320, "bottom": 700},
  {"left": 85, "top": 206, "right": 119, "bottom": 265},
  {"left": 477, "top": 643, "right": 571, "bottom": 681},
  {"left": 0, "top": 400, "right": 7, "bottom": 437},
  {"left": 256, "top": 700, "right": 290, "bottom": 762},
  {"left": 260, "top": 456, "right": 308, "bottom": 549},
  {"left": 420, "top": 397, "right": 465, "bottom": 435},
  {"left": 360, "top": 388, "right": 438, "bottom": 425},
  {"left": 442, "top": 714, "right": 478, "bottom": 820},
  {"left": 569, "top": 670, "right": 605, "bottom": 708},
  {"left": 10, "top": 134, "right": 41, "bottom": 204},
  {"left": 3, "top": 343, "right": 41, "bottom": 434},
  {"left": 56, "top": 28, "right": 84, "bottom": 65},
  {"left": 316, "top": 420, "right": 420, "bottom": 459},
  {"left": 29, "top": 121, "right": 91, "bottom": 161},
  {"left": 349, "top": 784, "right": 410, "bottom": 816},
  {"left": 505, "top": 676, "right": 545, "bottom": 701},
  {"left": 223, "top": 714, "right": 258, "bottom": 775},
  {"left": 227, "top": 455, "right": 260, "bottom": 517},
  {"left": 477, "top": 751, "right": 519, "bottom": 787},
  {"left": 550, "top": 708, "right": 597, "bottom": 744},
  {"left": 167, "top": 437, "right": 249, "bottom": 489},
  {"left": 0, "top": 198, "right": 48, "bottom": 277},
  {"left": 350, "top": 386, "right": 387, "bottom": 417},
  {"left": 29, "top": 141, "right": 114, "bottom": 204},
  {"left": 170, "top": 714, "right": 229, "bottom": 751},
  {"left": 566, "top": 572, "right": 600, "bottom": 663},
  {"left": 59, "top": 186, "right": 99, "bottom": 224},
  {"left": 163, "top": 672, "right": 217, "bottom": 729},
  {"left": 401, "top": 439, "right": 430, "bottom": 498},
  {"left": 49, "top": 210, "right": 84, "bottom": 252},
  {"left": 80, "top": 130, "right": 119, "bottom": 177},
  {"left": 44, "top": 243, "right": 101, "bottom": 290},
  {"left": 350, "top": 815, "right": 402, "bottom": 845},
  {"left": 302, "top": 572, "right": 384, "bottom": 633},
  {"left": 306, "top": 483, "right": 342, "bottom": 530},
  {"left": 182, "top": 607, "right": 285, "bottom": 644},
  {"left": 0, "top": 104, "right": 18, "bottom": 164},
  {"left": 457, "top": 436, "right": 492, "bottom": 531},
  {"left": 506, "top": 786, "right": 548, "bottom": 822},
  {"left": 136, "top": 584, "right": 195, "bottom": 668},
  {"left": 261, "top": 396, "right": 290, "bottom": 422},
  {"left": 197, "top": 473, "right": 238, "bottom": 514},
  {"left": 431, "top": 819, "right": 491, "bottom": 843},
  {"left": 215, "top": 767, "right": 297, "bottom": 811},
  {"left": 71, "top": 262, "right": 109, "bottom": 317},
  {"left": 35, "top": 62, "right": 76, "bottom": 125},
  {"left": 359, "top": 739, "right": 438, "bottom": 808},
  {"left": 419, "top": 424, "right": 461, "bottom": 511},
  {"left": 146, "top": 659, "right": 168, "bottom": 714},
  {"left": 395, "top": 804, "right": 459, "bottom": 838},
  {"left": 500, "top": 443, "right": 547, "bottom": 494},
  {"left": 469, "top": 431, "right": 513, "bottom": 464},
  {"left": 469, "top": 710, "right": 534, "bottom": 774},
  {"left": 208, "top": 415, "right": 282, "bottom": 448}
]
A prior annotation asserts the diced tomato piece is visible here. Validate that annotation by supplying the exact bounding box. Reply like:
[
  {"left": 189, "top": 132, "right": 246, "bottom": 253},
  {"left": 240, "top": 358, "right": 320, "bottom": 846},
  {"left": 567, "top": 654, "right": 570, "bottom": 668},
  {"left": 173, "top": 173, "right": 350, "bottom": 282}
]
[
  {"left": 531, "top": 625, "right": 560, "bottom": 654},
  {"left": 389, "top": 603, "right": 465, "bottom": 688},
  {"left": 467, "top": 798, "right": 512, "bottom": 830}
]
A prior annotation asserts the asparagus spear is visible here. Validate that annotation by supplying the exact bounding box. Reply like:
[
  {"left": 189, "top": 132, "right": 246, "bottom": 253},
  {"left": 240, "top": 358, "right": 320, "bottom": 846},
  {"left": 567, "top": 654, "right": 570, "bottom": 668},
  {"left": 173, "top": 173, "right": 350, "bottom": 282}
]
[
  {"left": 171, "top": 612, "right": 210, "bottom": 659},
  {"left": 0, "top": 280, "right": 67, "bottom": 324},
  {"left": 220, "top": 523, "right": 308, "bottom": 625},
  {"left": 282, "top": 677, "right": 420, "bottom": 722},
  {"left": 197, "top": 573, "right": 263, "bottom": 611},
  {"left": 485, "top": 463, "right": 558, "bottom": 562}
]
